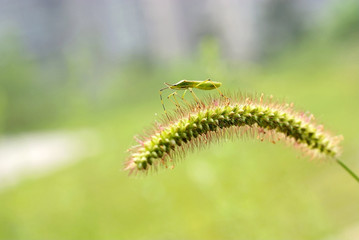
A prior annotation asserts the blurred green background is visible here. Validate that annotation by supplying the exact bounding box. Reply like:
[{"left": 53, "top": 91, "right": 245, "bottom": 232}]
[{"left": 0, "top": 1, "right": 359, "bottom": 239}]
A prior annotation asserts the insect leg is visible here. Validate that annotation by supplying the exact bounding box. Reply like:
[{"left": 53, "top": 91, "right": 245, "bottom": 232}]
[
  {"left": 188, "top": 88, "right": 201, "bottom": 102},
  {"left": 180, "top": 89, "right": 191, "bottom": 107},
  {"left": 188, "top": 88, "right": 204, "bottom": 109},
  {"left": 159, "top": 87, "right": 169, "bottom": 117},
  {"left": 167, "top": 91, "right": 181, "bottom": 110}
]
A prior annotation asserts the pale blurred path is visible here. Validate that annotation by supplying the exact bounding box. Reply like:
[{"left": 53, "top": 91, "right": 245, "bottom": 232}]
[
  {"left": 324, "top": 222, "right": 359, "bottom": 240},
  {"left": 0, "top": 130, "right": 99, "bottom": 190}
]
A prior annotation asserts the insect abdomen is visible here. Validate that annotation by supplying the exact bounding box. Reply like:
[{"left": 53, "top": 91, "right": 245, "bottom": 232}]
[{"left": 195, "top": 81, "right": 222, "bottom": 90}]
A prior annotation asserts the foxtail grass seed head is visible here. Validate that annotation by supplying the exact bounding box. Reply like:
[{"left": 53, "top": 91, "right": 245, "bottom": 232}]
[{"left": 125, "top": 93, "right": 343, "bottom": 175}]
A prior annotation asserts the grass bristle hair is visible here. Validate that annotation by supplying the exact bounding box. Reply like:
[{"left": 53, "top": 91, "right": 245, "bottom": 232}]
[{"left": 125, "top": 92, "right": 359, "bottom": 183}]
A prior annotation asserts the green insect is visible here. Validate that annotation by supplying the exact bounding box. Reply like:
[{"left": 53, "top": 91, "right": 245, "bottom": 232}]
[{"left": 159, "top": 79, "right": 226, "bottom": 116}]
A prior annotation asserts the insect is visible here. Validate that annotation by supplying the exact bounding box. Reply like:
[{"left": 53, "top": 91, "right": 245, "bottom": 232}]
[{"left": 159, "top": 79, "right": 227, "bottom": 116}]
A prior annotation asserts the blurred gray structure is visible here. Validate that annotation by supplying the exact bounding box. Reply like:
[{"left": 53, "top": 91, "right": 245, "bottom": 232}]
[
  {"left": 0, "top": 0, "right": 338, "bottom": 63},
  {"left": 0, "top": 130, "right": 99, "bottom": 190}
]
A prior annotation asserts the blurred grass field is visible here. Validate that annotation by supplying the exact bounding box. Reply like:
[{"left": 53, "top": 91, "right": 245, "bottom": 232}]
[
  {"left": 1, "top": 33, "right": 359, "bottom": 239},
  {"left": 1, "top": 3, "right": 359, "bottom": 238}
]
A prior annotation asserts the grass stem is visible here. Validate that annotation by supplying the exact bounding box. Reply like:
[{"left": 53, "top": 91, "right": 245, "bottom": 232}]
[{"left": 336, "top": 159, "right": 359, "bottom": 183}]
